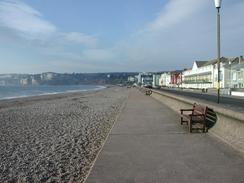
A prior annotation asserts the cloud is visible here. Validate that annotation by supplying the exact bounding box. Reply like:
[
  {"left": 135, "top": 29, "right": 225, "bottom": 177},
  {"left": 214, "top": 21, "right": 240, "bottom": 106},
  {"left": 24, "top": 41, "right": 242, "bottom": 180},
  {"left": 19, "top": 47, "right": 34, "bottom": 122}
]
[
  {"left": 0, "top": 0, "right": 56, "bottom": 39},
  {"left": 0, "top": 0, "right": 97, "bottom": 47},
  {"left": 0, "top": 0, "right": 101, "bottom": 73},
  {"left": 81, "top": 49, "right": 115, "bottom": 62},
  {"left": 114, "top": 0, "right": 244, "bottom": 71},
  {"left": 0, "top": 0, "right": 243, "bottom": 73},
  {"left": 147, "top": 0, "right": 206, "bottom": 32},
  {"left": 62, "top": 32, "right": 97, "bottom": 47}
]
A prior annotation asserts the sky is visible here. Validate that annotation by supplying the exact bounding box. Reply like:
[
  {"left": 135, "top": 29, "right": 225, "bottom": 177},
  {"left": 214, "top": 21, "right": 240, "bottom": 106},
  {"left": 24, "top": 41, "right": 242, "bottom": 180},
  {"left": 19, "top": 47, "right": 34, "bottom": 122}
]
[{"left": 0, "top": 0, "right": 243, "bottom": 74}]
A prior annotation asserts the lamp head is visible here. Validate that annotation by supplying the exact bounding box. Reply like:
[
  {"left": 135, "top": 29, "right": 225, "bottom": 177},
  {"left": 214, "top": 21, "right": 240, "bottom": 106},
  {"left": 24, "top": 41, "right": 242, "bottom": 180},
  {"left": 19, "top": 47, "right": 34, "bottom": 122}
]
[{"left": 214, "top": 0, "right": 222, "bottom": 9}]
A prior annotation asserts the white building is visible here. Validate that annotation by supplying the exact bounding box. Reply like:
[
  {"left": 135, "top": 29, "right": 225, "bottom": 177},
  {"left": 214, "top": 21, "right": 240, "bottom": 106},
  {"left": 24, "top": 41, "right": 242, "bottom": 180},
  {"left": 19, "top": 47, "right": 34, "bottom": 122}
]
[
  {"left": 41, "top": 72, "right": 56, "bottom": 81},
  {"left": 142, "top": 75, "right": 153, "bottom": 86},
  {"left": 182, "top": 61, "right": 213, "bottom": 89},
  {"left": 222, "top": 56, "right": 244, "bottom": 89},
  {"left": 128, "top": 76, "right": 136, "bottom": 82},
  {"left": 137, "top": 73, "right": 143, "bottom": 84},
  {"left": 182, "top": 57, "right": 240, "bottom": 89},
  {"left": 20, "top": 78, "right": 29, "bottom": 85},
  {"left": 159, "top": 72, "right": 171, "bottom": 87},
  {"left": 152, "top": 74, "right": 161, "bottom": 88},
  {"left": 137, "top": 73, "right": 153, "bottom": 86}
]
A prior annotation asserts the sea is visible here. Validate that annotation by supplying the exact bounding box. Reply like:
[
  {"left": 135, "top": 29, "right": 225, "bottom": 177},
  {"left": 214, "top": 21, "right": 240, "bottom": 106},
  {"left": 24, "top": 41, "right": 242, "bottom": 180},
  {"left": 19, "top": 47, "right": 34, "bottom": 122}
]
[{"left": 0, "top": 85, "right": 105, "bottom": 100}]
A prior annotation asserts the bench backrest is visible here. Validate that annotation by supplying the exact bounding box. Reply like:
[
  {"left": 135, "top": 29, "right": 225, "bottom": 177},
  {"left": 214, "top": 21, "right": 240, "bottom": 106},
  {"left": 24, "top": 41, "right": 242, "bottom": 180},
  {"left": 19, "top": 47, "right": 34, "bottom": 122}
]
[{"left": 192, "top": 103, "right": 207, "bottom": 117}]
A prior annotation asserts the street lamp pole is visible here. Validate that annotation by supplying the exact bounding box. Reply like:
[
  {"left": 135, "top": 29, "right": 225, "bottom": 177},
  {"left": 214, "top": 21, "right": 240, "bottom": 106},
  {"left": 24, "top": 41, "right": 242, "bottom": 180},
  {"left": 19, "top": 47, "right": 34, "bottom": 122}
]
[
  {"left": 217, "top": 7, "right": 220, "bottom": 103},
  {"left": 214, "top": 0, "right": 222, "bottom": 104}
]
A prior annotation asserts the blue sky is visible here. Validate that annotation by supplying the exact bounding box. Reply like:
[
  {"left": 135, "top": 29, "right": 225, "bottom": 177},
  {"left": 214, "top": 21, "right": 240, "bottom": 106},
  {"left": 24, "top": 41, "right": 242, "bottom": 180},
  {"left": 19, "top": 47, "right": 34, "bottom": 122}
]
[
  {"left": 0, "top": 0, "right": 243, "bottom": 73},
  {"left": 24, "top": 0, "right": 164, "bottom": 44}
]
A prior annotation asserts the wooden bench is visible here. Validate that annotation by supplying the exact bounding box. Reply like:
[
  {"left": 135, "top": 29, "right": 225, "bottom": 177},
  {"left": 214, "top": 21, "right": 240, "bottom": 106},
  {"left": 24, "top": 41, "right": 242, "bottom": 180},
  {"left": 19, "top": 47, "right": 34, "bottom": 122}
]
[
  {"left": 145, "top": 89, "right": 152, "bottom": 96},
  {"left": 180, "top": 103, "right": 208, "bottom": 133}
]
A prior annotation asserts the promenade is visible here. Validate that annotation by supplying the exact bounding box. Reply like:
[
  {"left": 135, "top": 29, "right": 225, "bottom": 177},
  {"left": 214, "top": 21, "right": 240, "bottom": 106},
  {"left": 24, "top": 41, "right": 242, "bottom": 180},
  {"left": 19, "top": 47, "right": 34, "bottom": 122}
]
[{"left": 86, "top": 89, "right": 244, "bottom": 183}]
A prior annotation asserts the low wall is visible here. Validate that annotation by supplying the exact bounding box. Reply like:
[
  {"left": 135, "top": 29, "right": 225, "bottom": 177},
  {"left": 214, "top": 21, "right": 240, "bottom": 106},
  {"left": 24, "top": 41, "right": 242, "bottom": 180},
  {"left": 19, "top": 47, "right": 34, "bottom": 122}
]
[
  {"left": 151, "top": 90, "right": 244, "bottom": 153},
  {"left": 232, "top": 91, "right": 244, "bottom": 97}
]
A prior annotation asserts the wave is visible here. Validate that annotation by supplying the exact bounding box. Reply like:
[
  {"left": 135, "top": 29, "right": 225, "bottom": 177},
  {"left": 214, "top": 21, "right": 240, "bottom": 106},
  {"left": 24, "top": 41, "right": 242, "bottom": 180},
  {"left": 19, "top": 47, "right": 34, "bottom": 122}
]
[
  {"left": 0, "top": 85, "right": 106, "bottom": 101},
  {"left": 1, "top": 95, "right": 29, "bottom": 100}
]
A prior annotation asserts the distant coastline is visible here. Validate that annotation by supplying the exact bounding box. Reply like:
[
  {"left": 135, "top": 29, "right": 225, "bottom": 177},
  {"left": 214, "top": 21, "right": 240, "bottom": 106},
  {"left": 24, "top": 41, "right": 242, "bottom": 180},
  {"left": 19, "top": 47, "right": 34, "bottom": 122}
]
[{"left": 0, "top": 72, "right": 138, "bottom": 86}]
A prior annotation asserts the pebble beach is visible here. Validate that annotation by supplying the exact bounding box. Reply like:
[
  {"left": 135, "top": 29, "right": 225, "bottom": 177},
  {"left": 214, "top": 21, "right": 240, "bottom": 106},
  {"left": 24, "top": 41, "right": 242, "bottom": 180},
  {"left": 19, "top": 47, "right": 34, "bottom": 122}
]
[{"left": 0, "top": 87, "right": 128, "bottom": 183}]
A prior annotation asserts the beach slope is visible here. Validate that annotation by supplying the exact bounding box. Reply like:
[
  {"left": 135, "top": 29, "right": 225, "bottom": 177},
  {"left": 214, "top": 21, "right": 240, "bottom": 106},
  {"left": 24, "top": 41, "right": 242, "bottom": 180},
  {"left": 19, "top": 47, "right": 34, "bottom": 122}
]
[{"left": 0, "top": 87, "right": 128, "bottom": 182}]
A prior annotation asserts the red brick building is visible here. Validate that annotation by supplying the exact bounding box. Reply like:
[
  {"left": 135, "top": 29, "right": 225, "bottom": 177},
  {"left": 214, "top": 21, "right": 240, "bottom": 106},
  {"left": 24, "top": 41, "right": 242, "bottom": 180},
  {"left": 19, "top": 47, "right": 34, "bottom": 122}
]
[{"left": 170, "top": 71, "right": 182, "bottom": 87}]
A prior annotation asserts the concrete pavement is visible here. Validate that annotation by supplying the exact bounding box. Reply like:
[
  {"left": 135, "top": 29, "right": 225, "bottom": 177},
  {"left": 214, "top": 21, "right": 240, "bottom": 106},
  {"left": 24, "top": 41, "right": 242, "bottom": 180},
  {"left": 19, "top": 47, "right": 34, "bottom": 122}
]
[{"left": 86, "top": 89, "right": 244, "bottom": 183}]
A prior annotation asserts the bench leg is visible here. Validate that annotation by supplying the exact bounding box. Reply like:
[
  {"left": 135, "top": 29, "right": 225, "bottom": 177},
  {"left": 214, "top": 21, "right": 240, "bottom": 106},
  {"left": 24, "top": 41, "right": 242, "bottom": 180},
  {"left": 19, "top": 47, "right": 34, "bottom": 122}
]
[
  {"left": 180, "top": 111, "right": 184, "bottom": 125},
  {"left": 189, "top": 121, "right": 192, "bottom": 133},
  {"left": 180, "top": 118, "right": 188, "bottom": 125},
  {"left": 202, "top": 123, "right": 206, "bottom": 133}
]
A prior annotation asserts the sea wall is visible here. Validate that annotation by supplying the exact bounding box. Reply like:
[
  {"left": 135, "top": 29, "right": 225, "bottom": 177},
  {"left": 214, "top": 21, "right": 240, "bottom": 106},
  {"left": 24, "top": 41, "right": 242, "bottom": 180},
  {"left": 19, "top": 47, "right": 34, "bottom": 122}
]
[{"left": 150, "top": 89, "right": 244, "bottom": 153}]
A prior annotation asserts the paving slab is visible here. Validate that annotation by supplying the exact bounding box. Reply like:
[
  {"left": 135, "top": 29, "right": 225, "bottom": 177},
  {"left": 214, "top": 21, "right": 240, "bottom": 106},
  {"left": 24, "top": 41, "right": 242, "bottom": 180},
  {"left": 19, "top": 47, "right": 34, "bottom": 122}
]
[{"left": 86, "top": 89, "right": 244, "bottom": 183}]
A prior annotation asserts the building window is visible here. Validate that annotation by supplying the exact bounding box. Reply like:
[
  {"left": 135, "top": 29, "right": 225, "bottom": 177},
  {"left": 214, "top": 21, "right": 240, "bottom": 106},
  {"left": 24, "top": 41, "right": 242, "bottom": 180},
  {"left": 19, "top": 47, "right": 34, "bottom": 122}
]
[{"left": 232, "top": 72, "right": 237, "bottom": 81}]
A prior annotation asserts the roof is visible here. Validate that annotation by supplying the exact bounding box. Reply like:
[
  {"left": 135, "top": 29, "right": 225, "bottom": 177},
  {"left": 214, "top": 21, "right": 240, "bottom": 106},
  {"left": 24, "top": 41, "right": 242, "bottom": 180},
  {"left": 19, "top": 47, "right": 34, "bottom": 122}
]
[
  {"left": 195, "top": 57, "right": 239, "bottom": 68},
  {"left": 195, "top": 61, "right": 208, "bottom": 67},
  {"left": 204, "top": 57, "right": 228, "bottom": 66}
]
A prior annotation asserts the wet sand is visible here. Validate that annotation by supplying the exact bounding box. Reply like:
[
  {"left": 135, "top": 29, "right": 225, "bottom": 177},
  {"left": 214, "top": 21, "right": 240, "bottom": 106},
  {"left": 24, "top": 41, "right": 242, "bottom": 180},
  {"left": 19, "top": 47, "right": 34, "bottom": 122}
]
[{"left": 0, "top": 86, "right": 128, "bottom": 182}]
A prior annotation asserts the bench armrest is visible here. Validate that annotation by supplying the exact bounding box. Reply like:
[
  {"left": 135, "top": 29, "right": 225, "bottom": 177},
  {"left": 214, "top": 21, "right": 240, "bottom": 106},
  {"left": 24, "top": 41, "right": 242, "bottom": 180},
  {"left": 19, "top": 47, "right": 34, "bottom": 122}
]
[
  {"left": 180, "top": 109, "right": 193, "bottom": 111},
  {"left": 180, "top": 109, "right": 193, "bottom": 114}
]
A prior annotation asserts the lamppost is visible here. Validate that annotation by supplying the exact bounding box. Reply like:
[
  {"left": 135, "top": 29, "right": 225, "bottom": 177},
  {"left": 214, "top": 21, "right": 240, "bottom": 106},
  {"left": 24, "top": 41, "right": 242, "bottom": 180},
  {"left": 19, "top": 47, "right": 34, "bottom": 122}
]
[{"left": 214, "top": 0, "right": 222, "bottom": 103}]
